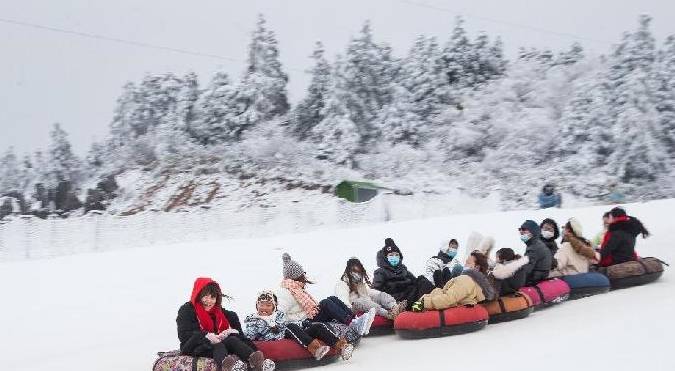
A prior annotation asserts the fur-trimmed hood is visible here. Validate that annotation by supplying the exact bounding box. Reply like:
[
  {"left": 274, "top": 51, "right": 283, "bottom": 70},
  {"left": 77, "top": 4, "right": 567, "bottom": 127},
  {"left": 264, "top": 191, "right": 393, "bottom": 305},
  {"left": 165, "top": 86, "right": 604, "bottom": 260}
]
[{"left": 492, "top": 256, "right": 530, "bottom": 280}]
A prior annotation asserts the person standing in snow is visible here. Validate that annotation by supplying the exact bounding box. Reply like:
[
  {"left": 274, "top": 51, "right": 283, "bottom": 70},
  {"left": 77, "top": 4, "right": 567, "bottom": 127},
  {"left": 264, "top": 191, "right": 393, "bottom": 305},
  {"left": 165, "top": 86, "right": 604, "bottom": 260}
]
[
  {"left": 491, "top": 248, "right": 529, "bottom": 296},
  {"left": 424, "top": 239, "right": 464, "bottom": 288},
  {"left": 598, "top": 207, "right": 649, "bottom": 267},
  {"left": 540, "top": 218, "right": 560, "bottom": 268},
  {"left": 519, "top": 220, "right": 553, "bottom": 285},
  {"left": 176, "top": 277, "right": 275, "bottom": 371},
  {"left": 372, "top": 238, "right": 435, "bottom": 309},
  {"left": 549, "top": 218, "right": 599, "bottom": 277},
  {"left": 538, "top": 183, "right": 562, "bottom": 209},
  {"left": 335, "top": 257, "right": 406, "bottom": 320},
  {"left": 412, "top": 251, "right": 496, "bottom": 311},
  {"left": 276, "top": 253, "right": 376, "bottom": 338},
  {"left": 244, "top": 290, "right": 349, "bottom": 361}
]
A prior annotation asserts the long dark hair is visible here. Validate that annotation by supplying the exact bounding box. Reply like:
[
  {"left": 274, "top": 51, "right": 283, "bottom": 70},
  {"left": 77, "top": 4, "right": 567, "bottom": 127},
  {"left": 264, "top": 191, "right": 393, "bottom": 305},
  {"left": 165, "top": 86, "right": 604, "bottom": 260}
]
[
  {"left": 496, "top": 248, "right": 521, "bottom": 262},
  {"left": 564, "top": 221, "right": 592, "bottom": 245},
  {"left": 470, "top": 251, "right": 489, "bottom": 275},
  {"left": 197, "top": 282, "right": 232, "bottom": 307},
  {"left": 342, "top": 258, "right": 371, "bottom": 293}
]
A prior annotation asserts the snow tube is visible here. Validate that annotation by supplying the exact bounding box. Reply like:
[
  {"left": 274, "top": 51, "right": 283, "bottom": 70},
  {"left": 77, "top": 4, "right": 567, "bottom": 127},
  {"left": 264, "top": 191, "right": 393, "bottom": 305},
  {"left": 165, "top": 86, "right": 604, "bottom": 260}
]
[
  {"left": 153, "top": 341, "right": 340, "bottom": 371},
  {"left": 561, "top": 272, "right": 610, "bottom": 300},
  {"left": 480, "top": 293, "right": 534, "bottom": 323},
  {"left": 394, "top": 305, "right": 488, "bottom": 339},
  {"left": 604, "top": 257, "right": 667, "bottom": 289},
  {"left": 367, "top": 315, "right": 394, "bottom": 336},
  {"left": 519, "top": 278, "right": 570, "bottom": 309}
]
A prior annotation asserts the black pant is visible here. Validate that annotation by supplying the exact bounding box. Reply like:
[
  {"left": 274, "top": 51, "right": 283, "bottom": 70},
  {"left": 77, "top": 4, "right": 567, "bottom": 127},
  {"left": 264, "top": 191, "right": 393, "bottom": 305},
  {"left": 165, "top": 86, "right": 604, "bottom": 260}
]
[
  {"left": 285, "top": 322, "right": 339, "bottom": 347},
  {"left": 312, "top": 296, "right": 353, "bottom": 324},
  {"left": 212, "top": 336, "right": 255, "bottom": 370},
  {"left": 404, "top": 276, "right": 436, "bottom": 310}
]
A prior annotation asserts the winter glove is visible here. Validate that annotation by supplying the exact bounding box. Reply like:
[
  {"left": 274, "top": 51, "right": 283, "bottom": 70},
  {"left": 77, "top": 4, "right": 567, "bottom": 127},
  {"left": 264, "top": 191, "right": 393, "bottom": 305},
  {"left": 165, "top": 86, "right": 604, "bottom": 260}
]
[
  {"left": 206, "top": 332, "right": 221, "bottom": 344},
  {"left": 411, "top": 301, "right": 424, "bottom": 312}
]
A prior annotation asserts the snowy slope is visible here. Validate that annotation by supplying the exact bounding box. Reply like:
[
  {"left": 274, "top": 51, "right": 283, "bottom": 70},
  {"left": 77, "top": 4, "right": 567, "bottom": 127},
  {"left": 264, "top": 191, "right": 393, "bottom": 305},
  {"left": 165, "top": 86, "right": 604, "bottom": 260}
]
[{"left": 1, "top": 199, "right": 673, "bottom": 371}]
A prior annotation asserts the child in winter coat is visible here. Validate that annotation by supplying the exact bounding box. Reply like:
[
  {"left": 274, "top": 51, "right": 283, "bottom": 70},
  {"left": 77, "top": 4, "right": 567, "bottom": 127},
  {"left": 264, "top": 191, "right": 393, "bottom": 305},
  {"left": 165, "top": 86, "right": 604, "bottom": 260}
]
[
  {"left": 335, "top": 258, "right": 406, "bottom": 320},
  {"left": 549, "top": 218, "right": 599, "bottom": 277},
  {"left": 176, "top": 277, "right": 275, "bottom": 371},
  {"left": 491, "top": 248, "right": 529, "bottom": 296},
  {"left": 244, "top": 291, "right": 351, "bottom": 361},
  {"left": 276, "top": 253, "right": 376, "bottom": 338},
  {"left": 413, "top": 251, "right": 497, "bottom": 311},
  {"left": 424, "top": 239, "right": 464, "bottom": 288},
  {"left": 519, "top": 220, "right": 553, "bottom": 285},
  {"left": 372, "top": 238, "right": 435, "bottom": 309}
]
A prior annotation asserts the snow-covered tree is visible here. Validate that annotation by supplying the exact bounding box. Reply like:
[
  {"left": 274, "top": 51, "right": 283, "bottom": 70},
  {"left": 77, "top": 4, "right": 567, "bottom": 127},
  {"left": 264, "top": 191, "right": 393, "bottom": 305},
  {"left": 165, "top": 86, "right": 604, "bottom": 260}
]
[
  {"left": 0, "top": 147, "right": 21, "bottom": 193},
  {"left": 292, "top": 41, "right": 332, "bottom": 139},
  {"left": 374, "top": 86, "right": 425, "bottom": 147},
  {"left": 47, "top": 123, "right": 81, "bottom": 186},
  {"left": 192, "top": 72, "right": 242, "bottom": 144},
  {"left": 311, "top": 85, "right": 360, "bottom": 166},
  {"left": 656, "top": 35, "right": 675, "bottom": 154}
]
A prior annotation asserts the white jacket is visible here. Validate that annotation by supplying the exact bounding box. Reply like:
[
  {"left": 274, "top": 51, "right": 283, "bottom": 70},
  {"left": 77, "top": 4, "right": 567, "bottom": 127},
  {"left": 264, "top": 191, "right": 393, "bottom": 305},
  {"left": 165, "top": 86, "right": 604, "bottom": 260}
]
[
  {"left": 424, "top": 256, "right": 463, "bottom": 283},
  {"left": 492, "top": 256, "right": 530, "bottom": 279},
  {"left": 335, "top": 277, "right": 377, "bottom": 306},
  {"left": 548, "top": 241, "right": 593, "bottom": 278},
  {"left": 275, "top": 286, "right": 309, "bottom": 324}
]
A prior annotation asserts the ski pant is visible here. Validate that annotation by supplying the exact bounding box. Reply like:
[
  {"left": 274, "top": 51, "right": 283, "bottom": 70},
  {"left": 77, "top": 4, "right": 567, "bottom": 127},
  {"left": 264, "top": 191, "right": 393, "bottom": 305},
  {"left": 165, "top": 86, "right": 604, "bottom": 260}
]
[
  {"left": 404, "top": 276, "right": 436, "bottom": 310},
  {"left": 212, "top": 336, "right": 255, "bottom": 371},
  {"left": 351, "top": 290, "right": 397, "bottom": 317},
  {"left": 284, "top": 322, "right": 339, "bottom": 347},
  {"left": 312, "top": 296, "right": 354, "bottom": 324}
]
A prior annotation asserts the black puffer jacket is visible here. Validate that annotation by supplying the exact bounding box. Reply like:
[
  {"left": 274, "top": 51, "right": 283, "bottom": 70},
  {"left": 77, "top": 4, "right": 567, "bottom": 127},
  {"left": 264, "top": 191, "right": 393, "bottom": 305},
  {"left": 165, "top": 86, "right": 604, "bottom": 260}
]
[
  {"left": 600, "top": 216, "right": 647, "bottom": 266},
  {"left": 176, "top": 302, "right": 256, "bottom": 357},
  {"left": 523, "top": 237, "right": 553, "bottom": 286},
  {"left": 372, "top": 249, "right": 417, "bottom": 302}
]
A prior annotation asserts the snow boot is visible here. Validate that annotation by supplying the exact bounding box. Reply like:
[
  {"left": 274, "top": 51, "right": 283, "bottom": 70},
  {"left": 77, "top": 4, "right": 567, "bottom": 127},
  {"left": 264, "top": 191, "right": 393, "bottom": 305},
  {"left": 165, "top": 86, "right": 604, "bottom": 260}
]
[
  {"left": 307, "top": 339, "right": 331, "bottom": 360},
  {"left": 221, "top": 355, "right": 247, "bottom": 371},
  {"left": 248, "top": 350, "right": 275, "bottom": 371},
  {"left": 334, "top": 338, "right": 354, "bottom": 361}
]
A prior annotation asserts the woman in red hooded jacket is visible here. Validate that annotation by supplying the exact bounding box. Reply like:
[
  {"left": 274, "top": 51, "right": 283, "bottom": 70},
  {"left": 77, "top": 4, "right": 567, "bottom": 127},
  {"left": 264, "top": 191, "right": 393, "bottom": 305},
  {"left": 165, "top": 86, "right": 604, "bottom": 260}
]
[{"left": 176, "top": 277, "right": 275, "bottom": 371}]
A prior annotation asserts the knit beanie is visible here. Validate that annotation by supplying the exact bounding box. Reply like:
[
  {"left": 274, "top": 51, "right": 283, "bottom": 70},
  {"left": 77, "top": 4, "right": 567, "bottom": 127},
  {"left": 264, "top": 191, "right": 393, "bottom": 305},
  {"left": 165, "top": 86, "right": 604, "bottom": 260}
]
[
  {"left": 520, "top": 220, "right": 541, "bottom": 237},
  {"left": 567, "top": 217, "right": 583, "bottom": 237},
  {"left": 256, "top": 290, "right": 278, "bottom": 309},
  {"left": 282, "top": 253, "right": 305, "bottom": 280},
  {"left": 383, "top": 237, "right": 401, "bottom": 255}
]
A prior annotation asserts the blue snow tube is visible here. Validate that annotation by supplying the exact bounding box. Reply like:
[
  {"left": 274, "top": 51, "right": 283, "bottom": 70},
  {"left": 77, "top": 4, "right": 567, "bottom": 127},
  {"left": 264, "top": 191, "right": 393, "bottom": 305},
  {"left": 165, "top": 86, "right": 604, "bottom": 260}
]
[{"left": 561, "top": 272, "right": 610, "bottom": 300}]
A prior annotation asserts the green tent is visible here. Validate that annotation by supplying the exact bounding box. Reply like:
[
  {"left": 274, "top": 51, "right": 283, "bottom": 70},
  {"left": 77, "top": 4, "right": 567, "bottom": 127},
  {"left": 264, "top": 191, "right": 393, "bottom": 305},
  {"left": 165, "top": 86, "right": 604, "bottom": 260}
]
[{"left": 335, "top": 180, "right": 381, "bottom": 203}]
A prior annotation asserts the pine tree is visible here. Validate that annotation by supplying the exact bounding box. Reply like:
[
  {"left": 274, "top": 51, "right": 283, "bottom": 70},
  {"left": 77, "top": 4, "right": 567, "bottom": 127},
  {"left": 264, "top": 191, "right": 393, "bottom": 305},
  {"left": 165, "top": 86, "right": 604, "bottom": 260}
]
[
  {"left": 235, "top": 14, "right": 290, "bottom": 135},
  {"left": 292, "top": 41, "right": 332, "bottom": 140},
  {"left": 398, "top": 35, "right": 449, "bottom": 120},
  {"left": 192, "top": 71, "right": 241, "bottom": 144},
  {"left": 0, "top": 147, "right": 21, "bottom": 193},
  {"left": 339, "top": 21, "right": 398, "bottom": 146},
  {"left": 656, "top": 35, "right": 675, "bottom": 154},
  {"left": 310, "top": 79, "right": 360, "bottom": 166},
  {"left": 554, "top": 43, "right": 585, "bottom": 66},
  {"left": 375, "top": 86, "right": 424, "bottom": 147},
  {"left": 442, "top": 17, "right": 472, "bottom": 87},
  {"left": 48, "top": 123, "right": 81, "bottom": 186}
]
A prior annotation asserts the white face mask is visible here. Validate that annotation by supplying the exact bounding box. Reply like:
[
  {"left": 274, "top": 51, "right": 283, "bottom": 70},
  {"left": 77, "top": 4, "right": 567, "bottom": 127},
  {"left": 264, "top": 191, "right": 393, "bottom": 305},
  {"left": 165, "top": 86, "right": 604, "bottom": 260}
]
[{"left": 541, "top": 230, "right": 555, "bottom": 239}]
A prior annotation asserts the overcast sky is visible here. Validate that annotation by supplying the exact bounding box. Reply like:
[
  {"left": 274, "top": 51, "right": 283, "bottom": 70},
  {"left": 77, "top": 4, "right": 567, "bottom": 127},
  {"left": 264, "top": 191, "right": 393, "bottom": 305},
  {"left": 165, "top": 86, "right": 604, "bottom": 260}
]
[{"left": 1, "top": 0, "right": 675, "bottom": 156}]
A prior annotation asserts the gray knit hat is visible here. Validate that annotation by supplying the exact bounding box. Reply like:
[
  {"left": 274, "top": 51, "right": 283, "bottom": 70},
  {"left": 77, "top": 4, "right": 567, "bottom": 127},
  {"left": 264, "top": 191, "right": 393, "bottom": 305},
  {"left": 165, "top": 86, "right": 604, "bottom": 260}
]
[{"left": 282, "top": 253, "right": 305, "bottom": 280}]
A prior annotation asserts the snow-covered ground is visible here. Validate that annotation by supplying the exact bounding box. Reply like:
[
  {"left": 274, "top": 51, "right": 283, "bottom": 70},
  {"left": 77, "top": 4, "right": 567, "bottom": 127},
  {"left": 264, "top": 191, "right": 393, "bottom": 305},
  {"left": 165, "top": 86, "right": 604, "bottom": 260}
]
[{"left": 1, "top": 199, "right": 673, "bottom": 371}]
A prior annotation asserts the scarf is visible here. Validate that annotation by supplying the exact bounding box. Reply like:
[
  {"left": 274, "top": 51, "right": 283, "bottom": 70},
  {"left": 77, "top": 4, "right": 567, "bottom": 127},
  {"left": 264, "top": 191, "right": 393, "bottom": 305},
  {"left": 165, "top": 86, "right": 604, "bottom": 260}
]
[
  {"left": 190, "top": 278, "right": 230, "bottom": 333},
  {"left": 282, "top": 278, "right": 319, "bottom": 319}
]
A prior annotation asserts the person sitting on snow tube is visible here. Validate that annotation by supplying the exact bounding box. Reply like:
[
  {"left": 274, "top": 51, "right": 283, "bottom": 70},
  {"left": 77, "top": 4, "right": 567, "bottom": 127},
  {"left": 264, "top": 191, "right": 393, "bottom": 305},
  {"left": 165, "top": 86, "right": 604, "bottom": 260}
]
[
  {"left": 412, "top": 251, "right": 497, "bottom": 311},
  {"left": 176, "top": 277, "right": 275, "bottom": 371},
  {"left": 373, "top": 238, "right": 436, "bottom": 310},
  {"left": 277, "top": 253, "right": 375, "bottom": 339},
  {"left": 491, "top": 248, "right": 529, "bottom": 296},
  {"left": 598, "top": 207, "right": 650, "bottom": 267},
  {"left": 424, "top": 239, "right": 464, "bottom": 288},
  {"left": 540, "top": 218, "right": 560, "bottom": 268},
  {"left": 335, "top": 257, "right": 406, "bottom": 320},
  {"left": 592, "top": 212, "right": 611, "bottom": 249},
  {"left": 519, "top": 220, "right": 553, "bottom": 286},
  {"left": 244, "top": 290, "right": 350, "bottom": 361},
  {"left": 549, "top": 218, "right": 599, "bottom": 277}
]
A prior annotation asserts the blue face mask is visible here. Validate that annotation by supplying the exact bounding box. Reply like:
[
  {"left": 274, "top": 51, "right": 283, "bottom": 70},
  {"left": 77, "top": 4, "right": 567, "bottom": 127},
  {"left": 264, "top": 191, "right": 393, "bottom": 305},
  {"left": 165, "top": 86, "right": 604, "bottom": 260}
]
[
  {"left": 520, "top": 234, "right": 532, "bottom": 243},
  {"left": 387, "top": 255, "right": 401, "bottom": 267},
  {"left": 446, "top": 249, "right": 457, "bottom": 259}
]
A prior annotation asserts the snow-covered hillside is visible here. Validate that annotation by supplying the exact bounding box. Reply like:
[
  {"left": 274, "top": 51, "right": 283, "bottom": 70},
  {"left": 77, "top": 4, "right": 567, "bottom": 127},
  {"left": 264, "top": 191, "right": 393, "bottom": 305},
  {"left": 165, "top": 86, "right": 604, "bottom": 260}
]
[{"left": 1, "top": 199, "right": 672, "bottom": 371}]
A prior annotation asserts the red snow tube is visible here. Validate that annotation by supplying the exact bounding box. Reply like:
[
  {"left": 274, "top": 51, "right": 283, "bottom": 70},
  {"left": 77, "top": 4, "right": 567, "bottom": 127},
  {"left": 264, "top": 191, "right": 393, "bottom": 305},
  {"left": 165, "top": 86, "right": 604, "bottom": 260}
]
[
  {"left": 393, "top": 306, "right": 488, "bottom": 339},
  {"left": 153, "top": 340, "right": 340, "bottom": 371},
  {"left": 368, "top": 315, "right": 394, "bottom": 336},
  {"left": 519, "top": 278, "right": 571, "bottom": 308}
]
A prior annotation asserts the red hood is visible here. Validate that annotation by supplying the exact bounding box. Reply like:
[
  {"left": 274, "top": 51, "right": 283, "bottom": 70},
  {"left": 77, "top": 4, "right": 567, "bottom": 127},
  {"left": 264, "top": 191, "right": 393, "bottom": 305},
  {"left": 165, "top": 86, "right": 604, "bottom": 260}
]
[{"left": 190, "top": 277, "right": 220, "bottom": 306}]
